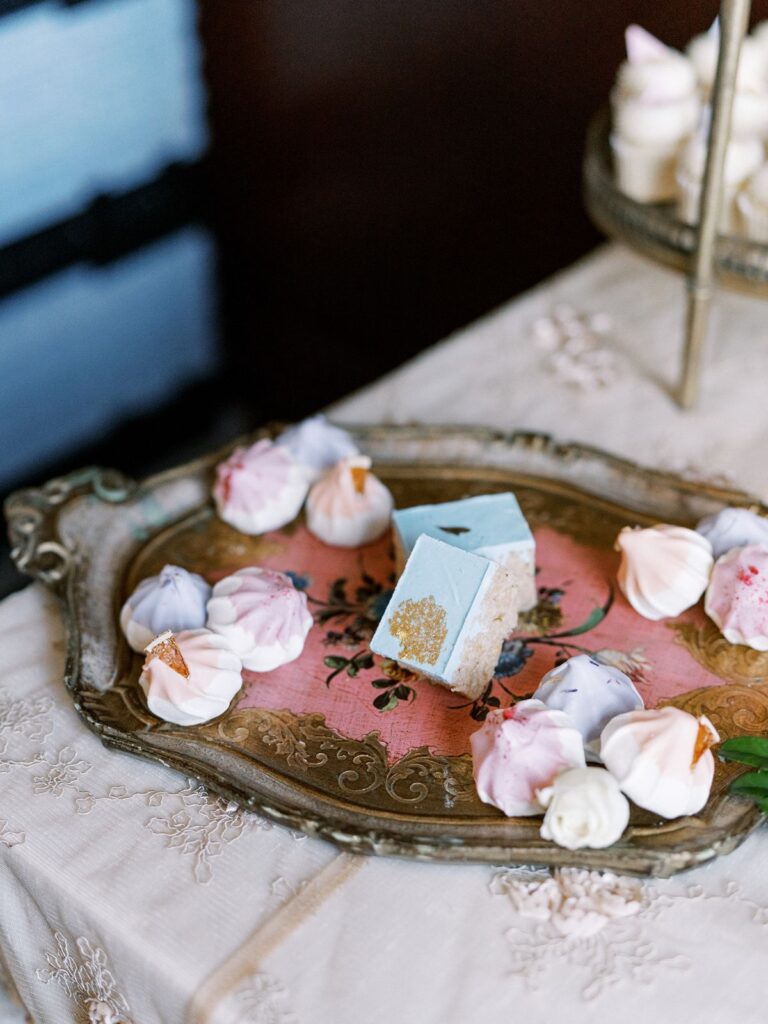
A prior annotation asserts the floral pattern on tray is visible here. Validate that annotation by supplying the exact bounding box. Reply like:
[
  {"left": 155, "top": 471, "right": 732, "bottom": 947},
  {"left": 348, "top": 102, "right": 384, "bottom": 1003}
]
[{"left": 233, "top": 523, "right": 728, "bottom": 764}]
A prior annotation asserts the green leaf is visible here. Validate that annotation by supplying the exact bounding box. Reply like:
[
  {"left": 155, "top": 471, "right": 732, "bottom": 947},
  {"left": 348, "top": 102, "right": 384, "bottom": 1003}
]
[
  {"left": 730, "top": 771, "right": 768, "bottom": 797},
  {"left": 346, "top": 665, "right": 358, "bottom": 677},
  {"left": 323, "top": 656, "right": 348, "bottom": 670},
  {"left": 719, "top": 735, "right": 768, "bottom": 769},
  {"left": 371, "top": 678, "right": 394, "bottom": 688}
]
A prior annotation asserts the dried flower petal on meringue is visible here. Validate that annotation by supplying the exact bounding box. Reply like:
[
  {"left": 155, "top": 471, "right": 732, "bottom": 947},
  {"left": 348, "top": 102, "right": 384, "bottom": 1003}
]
[
  {"left": 470, "top": 700, "right": 586, "bottom": 817},
  {"left": 120, "top": 564, "right": 211, "bottom": 653},
  {"left": 306, "top": 455, "right": 394, "bottom": 548},
  {"left": 705, "top": 543, "right": 768, "bottom": 650},
  {"left": 538, "top": 767, "right": 630, "bottom": 850},
  {"left": 600, "top": 706, "right": 719, "bottom": 819},
  {"left": 615, "top": 524, "right": 713, "bottom": 620},
  {"left": 139, "top": 628, "right": 243, "bottom": 726},
  {"left": 213, "top": 439, "right": 308, "bottom": 536},
  {"left": 206, "top": 567, "right": 313, "bottom": 672}
]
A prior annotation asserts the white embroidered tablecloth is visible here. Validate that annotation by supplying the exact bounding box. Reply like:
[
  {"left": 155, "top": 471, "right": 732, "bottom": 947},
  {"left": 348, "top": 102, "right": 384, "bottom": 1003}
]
[{"left": 3, "top": 243, "right": 768, "bottom": 1024}]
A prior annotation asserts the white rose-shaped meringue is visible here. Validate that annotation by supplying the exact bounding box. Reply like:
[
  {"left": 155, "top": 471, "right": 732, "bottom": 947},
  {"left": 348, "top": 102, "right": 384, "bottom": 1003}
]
[
  {"left": 276, "top": 415, "right": 359, "bottom": 483},
  {"left": 206, "top": 567, "right": 313, "bottom": 671},
  {"left": 213, "top": 439, "right": 308, "bottom": 535},
  {"left": 696, "top": 507, "right": 768, "bottom": 559},
  {"left": 615, "top": 524, "right": 713, "bottom": 620},
  {"left": 120, "top": 564, "right": 211, "bottom": 653},
  {"left": 139, "top": 629, "right": 243, "bottom": 726},
  {"left": 470, "top": 700, "right": 586, "bottom": 817},
  {"left": 306, "top": 455, "right": 394, "bottom": 548},
  {"left": 600, "top": 706, "right": 719, "bottom": 819},
  {"left": 538, "top": 767, "right": 630, "bottom": 850}
]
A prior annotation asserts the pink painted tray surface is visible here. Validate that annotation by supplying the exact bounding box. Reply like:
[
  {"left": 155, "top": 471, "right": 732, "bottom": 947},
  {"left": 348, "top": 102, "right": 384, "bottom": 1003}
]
[{"left": 229, "top": 523, "right": 722, "bottom": 765}]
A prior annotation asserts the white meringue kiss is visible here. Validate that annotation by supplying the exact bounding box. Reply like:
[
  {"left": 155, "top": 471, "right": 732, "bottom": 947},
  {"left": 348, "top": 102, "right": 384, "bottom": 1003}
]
[
  {"left": 306, "top": 455, "right": 394, "bottom": 548},
  {"left": 139, "top": 628, "right": 243, "bottom": 726},
  {"left": 538, "top": 767, "right": 630, "bottom": 850},
  {"left": 600, "top": 706, "right": 719, "bottom": 819},
  {"left": 120, "top": 564, "right": 211, "bottom": 653},
  {"left": 697, "top": 507, "right": 768, "bottom": 559},
  {"left": 615, "top": 524, "right": 713, "bottom": 620},
  {"left": 276, "top": 415, "right": 359, "bottom": 483},
  {"left": 533, "top": 654, "right": 644, "bottom": 750},
  {"left": 206, "top": 567, "right": 313, "bottom": 672}
]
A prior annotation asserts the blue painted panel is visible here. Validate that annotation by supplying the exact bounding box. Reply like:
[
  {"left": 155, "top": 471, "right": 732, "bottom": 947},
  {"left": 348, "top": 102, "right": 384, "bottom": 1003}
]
[
  {"left": 0, "top": 0, "right": 208, "bottom": 245},
  {"left": 0, "top": 227, "right": 219, "bottom": 486}
]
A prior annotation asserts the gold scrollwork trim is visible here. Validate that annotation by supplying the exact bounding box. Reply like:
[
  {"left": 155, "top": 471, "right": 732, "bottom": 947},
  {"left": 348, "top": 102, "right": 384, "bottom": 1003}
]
[{"left": 205, "top": 708, "right": 476, "bottom": 811}]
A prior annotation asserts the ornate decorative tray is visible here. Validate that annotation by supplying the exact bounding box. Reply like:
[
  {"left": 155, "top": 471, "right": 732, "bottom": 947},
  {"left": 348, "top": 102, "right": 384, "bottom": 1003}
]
[{"left": 6, "top": 425, "right": 768, "bottom": 877}]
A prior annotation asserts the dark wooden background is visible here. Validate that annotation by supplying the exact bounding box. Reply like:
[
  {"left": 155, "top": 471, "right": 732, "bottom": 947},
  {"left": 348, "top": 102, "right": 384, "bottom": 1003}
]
[{"left": 199, "top": 0, "right": 755, "bottom": 417}]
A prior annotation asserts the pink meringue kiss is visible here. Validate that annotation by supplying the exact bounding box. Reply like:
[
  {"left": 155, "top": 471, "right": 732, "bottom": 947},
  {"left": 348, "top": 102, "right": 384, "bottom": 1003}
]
[
  {"left": 139, "top": 628, "right": 243, "bottom": 726},
  {"left": 213, "top": 439, "right": 308, "bottom": 535},
  {"left": 705, "top": 543, "right": 768, "bottom": 650},
  {"left": 600, "top": 706, "right": 719, "bottom": 818},
  {"left": 306, "top": 455, "right": 394, "bottom": 548},
  {"left": 206, "top": 567, "right": 313, "bottom": 672},
  {"left": 470, "top": 699, "right": 586, "bottom": 817}
]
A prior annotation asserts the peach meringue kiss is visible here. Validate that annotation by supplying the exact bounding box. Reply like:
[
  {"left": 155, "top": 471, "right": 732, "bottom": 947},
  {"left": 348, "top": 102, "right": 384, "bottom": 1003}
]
[
  {"left": 615, "top": 524, "right": 713, "bottom": 620},
  {"left": 600, "top": 706, "right": 719, "bottom": 818},
  {"left": 139, "top": 628, "right": 243, "bottom": 726},
  {"left": 213, "top": 439, "right": 308, "bottom": 535},
  {"left": 306, "top": 455, "right": 394, "bottom": 548}
]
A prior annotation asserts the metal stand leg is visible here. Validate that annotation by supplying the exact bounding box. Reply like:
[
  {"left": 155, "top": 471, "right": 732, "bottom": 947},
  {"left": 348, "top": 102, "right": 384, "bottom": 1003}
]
[{"left": 679, "top": 0, "right": 751, "bottom": 409}]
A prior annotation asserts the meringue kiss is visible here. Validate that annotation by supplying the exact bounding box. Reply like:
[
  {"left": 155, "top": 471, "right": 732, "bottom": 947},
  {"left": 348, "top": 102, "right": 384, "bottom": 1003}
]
[
  {"left": 120, "top": 564, "right": 211, "bottom": 653},
  {"left": 139, "top": 628, "right": 243, "bottom": 726},
  {"left": 306, "top": 455, "right": 394, "bottom": 548},
  {"left": 615, "top": 524, "right": 713, "bottom": 620},
  {"left": 470, "top": 700, "right": 586, "bottom": 817},
  {"left": 705, "top": 544, "right": 768, "bottom": 650},
  {"left": 206, "top": 567, "right": 313, "bottom": 671},
  {"left": 696, "top": 507, "right": 768, "bottom": 559},
  {"left": 213, "top": 439, "right": 308, "bottom": 535},
  {"left": 276, "top": 415, "right": 359, "bottom": 483},
  {"left": 533, "top": 654, "right": 644, "bottom": 749},
  {"left": 600, "top": 706, "right": 719, "bottom": 819}
]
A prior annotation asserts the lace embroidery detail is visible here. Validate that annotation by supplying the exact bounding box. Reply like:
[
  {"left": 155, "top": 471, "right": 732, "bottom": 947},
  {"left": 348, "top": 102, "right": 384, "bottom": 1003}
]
[
  {"left": 532, "top": 306, "right": 619, "bottom": 391},
  {"left": 229, "top": 973, "right": 298, "bottom": 1024},
  {"left": 36, "top": 931, "right": 132, "bottom": 1024},
  {"left": 491, "top": 867, "right": 645, "bottom": 937},
  {"left": 32, "top": 747, "right": 91, "bottom": 796},
  {"left": 491, "top": 867, "right": 689, "bottom": 999},
  {"left": 0, "top": 690, "right": 53, "bottom": 755},
  {"left": 0, "top": 819, "right": 25, "bottom": 848},
  {"left": 76, "top": 779, "right": 275, "bottom": 884},
  {"left": 144, "top": 783, "right": 257, "bottom": 884}
]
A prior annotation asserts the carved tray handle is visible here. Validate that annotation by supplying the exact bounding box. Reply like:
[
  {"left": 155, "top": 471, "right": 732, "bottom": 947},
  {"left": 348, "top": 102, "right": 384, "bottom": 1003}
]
[{"left": 4, "top": 466, "right": 136, "bottom": 590}]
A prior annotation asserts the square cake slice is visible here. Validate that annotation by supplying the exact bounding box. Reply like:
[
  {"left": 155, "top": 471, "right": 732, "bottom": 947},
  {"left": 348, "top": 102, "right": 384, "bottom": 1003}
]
[
  {"left": 392, "top": 492, "right": 537, "bottom": 610},
  {"left": 371, "top": 535, "right": 518, "bottom": 700}
]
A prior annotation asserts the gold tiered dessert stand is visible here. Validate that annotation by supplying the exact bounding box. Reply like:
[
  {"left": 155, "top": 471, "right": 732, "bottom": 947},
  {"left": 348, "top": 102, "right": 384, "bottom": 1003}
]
[{"left": 583, "top": 0, "right": 763, "bottom": 409}]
